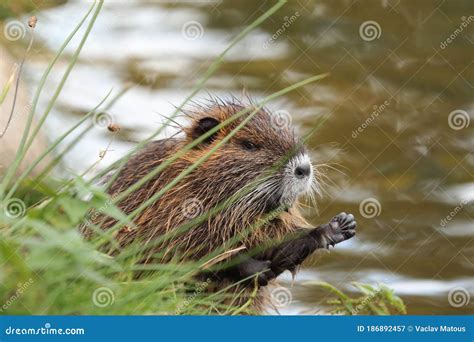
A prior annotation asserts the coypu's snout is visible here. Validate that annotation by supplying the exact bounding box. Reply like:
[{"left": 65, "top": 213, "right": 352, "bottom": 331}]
[
  {"left": 294, "top": 163, "right": 311, "bottom": 179},
  {"left": 279, "top": 153, "right": 314, "bottom": 207}
]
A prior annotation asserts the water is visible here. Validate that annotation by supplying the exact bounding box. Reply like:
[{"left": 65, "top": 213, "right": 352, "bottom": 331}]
[{"left": 16, "top": 0, "right": 474, "bottom": 314}]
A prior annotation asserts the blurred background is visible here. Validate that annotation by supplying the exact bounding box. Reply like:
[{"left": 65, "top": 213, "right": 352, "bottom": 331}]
[{"left": 1, "top": 0, "right": 473, "bottom": 314}]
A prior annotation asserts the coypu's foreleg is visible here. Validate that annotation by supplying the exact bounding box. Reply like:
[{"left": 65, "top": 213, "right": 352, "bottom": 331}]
[
  {"left": 268, "top": 212, "right": 356, "bottom": 277},
  {"left": 211, "top": 255, "right": 276, "bottom": 286},
  {"left": 209, "top": 213, "right": 355, "bottom": 286}
]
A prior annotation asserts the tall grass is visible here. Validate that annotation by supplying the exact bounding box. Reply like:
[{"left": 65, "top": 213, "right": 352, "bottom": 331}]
[
  {"left": 0, "top": 0, "right": 402, "bottom": 315},
  {"left": 0, "top": 0, "right": 289, "bottom": 315}
]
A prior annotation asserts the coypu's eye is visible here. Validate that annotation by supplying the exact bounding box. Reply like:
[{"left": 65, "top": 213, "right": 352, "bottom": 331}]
[{"left": 240, "top": 140, "right": 259, "bottom": 151}]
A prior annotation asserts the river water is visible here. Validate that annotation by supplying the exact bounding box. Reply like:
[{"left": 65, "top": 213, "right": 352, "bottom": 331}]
[{"left": 12, "top": 0, "right": 474, "bottom": 314}]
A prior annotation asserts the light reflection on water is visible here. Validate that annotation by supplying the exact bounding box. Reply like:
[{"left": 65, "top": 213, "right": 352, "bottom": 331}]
[{"left": 26, "top": 0, "right": 473, "bottom": 314}]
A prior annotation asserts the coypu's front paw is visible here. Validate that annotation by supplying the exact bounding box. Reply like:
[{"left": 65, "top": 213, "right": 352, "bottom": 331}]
[{"left": 324, "top": 212, "right": 356, "bottom": 247}]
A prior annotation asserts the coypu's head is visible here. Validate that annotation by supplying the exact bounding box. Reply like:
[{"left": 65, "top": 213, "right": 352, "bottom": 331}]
[{"left": 181, "top": 100, "right": 317, "bottom": 214}]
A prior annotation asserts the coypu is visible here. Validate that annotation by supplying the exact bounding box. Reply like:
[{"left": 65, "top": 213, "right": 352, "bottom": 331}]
[{"left": 89, "top": 99, "right": 356, "bottom": 313}]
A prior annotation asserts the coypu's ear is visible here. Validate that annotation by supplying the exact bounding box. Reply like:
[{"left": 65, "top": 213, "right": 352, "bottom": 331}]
[{"left": 192, "top": 117, "right": 220, "bottom": 144}]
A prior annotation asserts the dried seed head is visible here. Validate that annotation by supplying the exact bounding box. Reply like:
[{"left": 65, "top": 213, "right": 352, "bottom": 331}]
[
  {"left": 107, "top": 123, "right": 120, "bottom": 133},
  {"left": 28, "top": 16, "right": 37, "bottom": 28},
  {"left": 120, "top": 226, "right": 132, "bottom": 234}
]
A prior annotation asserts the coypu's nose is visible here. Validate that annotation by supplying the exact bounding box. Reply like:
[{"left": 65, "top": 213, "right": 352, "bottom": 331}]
[{"left": 294, "top": 164, "right": 311, "bottom": 179}]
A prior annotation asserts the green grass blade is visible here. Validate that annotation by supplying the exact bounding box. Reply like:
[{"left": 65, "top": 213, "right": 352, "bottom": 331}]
[
  {"left": 0, "top": 0, "right": 96, "bottom": 195},
  {"left": 5, "top": 89, "right": 113, "bottom": 200},
  {"left": 102, "top": 73, "right": 329, "bottom": 241},
  {"left": 93, "top": 0, "right": 287, "bottom": 187}
]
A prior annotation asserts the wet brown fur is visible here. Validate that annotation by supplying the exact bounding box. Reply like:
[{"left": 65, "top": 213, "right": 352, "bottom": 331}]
[{"left": 90, "top": 99, "right": 314, "bottom": 312}]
